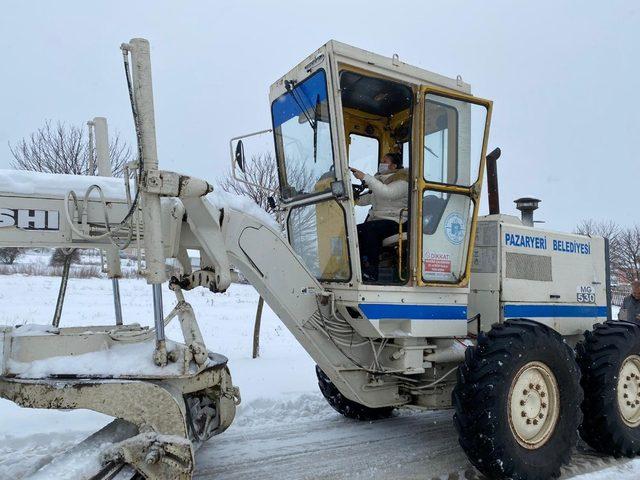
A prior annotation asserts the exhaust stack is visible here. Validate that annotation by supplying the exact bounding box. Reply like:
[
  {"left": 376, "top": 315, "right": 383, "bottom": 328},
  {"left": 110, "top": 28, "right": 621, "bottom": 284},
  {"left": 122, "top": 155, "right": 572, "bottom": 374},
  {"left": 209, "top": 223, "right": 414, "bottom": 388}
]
[
  {"left": 486, "top": 148, "right": 502, "bottom": 215},
  {"left": 514, "top": 197, "right": 541, "bottom": 227}
]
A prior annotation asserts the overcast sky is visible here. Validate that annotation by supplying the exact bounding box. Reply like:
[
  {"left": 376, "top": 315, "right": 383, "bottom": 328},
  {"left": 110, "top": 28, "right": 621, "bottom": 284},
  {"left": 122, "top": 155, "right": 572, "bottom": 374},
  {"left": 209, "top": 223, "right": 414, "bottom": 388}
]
[{"left": 1, "top": 1, "right": 638, "bottom": 231}]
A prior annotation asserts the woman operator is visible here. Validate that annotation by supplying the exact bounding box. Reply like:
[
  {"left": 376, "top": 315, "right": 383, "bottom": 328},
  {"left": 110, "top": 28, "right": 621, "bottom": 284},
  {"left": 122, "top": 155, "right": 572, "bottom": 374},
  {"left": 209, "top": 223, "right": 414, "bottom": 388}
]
[{"left": 349, "top": 152, "right": 408, "bottom": 282}]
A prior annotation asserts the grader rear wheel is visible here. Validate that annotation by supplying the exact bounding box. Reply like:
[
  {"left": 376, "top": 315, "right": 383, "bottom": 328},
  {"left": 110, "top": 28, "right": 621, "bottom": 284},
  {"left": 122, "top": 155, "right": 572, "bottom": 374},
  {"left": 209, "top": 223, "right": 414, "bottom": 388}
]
[
  {"left": 577, "top": 320, "right": 640, "bottom": 456},
  {"left": 453, "top": 319, "right": 582, "bottom": 480}
]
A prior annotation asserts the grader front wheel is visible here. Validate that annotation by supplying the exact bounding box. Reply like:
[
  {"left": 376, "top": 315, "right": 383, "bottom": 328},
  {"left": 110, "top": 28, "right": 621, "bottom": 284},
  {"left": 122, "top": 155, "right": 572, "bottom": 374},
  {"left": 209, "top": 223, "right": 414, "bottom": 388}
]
[
  {"left": 453, "top": 319, "right": 583, "bottom": 480},
  {"left": 508, "top": 361, "right": 561, "bottom": 450},
  {"left": 315, "top": 365, "right": 394, "bottom": 421}
]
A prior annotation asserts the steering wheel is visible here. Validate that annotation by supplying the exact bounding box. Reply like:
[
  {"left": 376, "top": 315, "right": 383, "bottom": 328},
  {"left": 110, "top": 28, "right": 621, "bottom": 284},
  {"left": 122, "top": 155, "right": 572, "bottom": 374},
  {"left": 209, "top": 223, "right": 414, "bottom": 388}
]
[{"left": 352, "top": 181, "right": 368, "bottom": 200}]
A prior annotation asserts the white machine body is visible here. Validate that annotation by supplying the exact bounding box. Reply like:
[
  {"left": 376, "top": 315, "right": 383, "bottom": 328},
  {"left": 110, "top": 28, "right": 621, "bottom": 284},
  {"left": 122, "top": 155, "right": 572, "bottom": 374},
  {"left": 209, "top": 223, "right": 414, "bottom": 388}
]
[
  {"left": 470, "top": 214, "right": 608, "bottom": 337},
  {"left": 0, "top": 38, "right": 613, "bottom": 479}
]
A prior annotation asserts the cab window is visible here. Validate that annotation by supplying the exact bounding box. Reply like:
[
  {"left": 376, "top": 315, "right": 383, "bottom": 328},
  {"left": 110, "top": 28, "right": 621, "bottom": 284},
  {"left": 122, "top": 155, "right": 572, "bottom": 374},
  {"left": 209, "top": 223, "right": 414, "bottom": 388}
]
[
  {"left": 288, "top": 200, "right": 351, "bottom": 281},
  {"left": 423, "top": 94, "right": 486, "bottom": 187},
  {"left": 271, "top": 70, "right": 335, "bottom": 200},
  {"left": 424, "top": 100, "right": 457, "bottom": 184},
  {"left": 421, "top": 92, "right": 488, "bottom": 283},
  {"left": 348, "top": 133, "right": 379, "bottom": 224}
]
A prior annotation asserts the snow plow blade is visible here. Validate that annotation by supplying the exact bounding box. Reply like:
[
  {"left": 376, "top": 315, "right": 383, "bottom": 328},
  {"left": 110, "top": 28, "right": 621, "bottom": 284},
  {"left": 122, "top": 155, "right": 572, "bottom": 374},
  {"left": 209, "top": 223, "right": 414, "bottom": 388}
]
[
  {"left": 0, "top": 344, "right": 239, "bottom": 480},
  {"left": 27, "top": 419, "right": 139, "bottom": 480}
]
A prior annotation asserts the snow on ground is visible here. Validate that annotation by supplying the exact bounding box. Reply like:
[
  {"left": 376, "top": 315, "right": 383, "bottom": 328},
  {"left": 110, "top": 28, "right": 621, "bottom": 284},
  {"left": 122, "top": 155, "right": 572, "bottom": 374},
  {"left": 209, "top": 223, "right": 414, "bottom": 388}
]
[
  {"left": 0, "top": 273, "right": 636, "bottom": 479},
  {"left": 0, "top": 274, "right": 318, "bottom": 479},
  {"left": 571, "top": 462, "right": 640, "bottom": 480}
]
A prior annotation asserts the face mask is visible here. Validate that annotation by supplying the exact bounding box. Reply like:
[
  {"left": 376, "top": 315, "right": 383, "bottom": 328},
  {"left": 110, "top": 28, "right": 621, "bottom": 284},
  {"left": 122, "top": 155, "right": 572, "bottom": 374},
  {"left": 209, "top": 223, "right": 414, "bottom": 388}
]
[{"left": 378, "top": 163, "right": 391, "bottom": 174}]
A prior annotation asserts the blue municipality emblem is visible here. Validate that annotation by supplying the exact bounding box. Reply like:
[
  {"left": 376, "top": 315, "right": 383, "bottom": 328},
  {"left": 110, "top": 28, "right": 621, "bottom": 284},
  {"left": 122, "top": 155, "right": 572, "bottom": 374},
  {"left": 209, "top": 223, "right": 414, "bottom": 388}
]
[{"left": 444, "top": 213, "right": 465, "bottom": 245}]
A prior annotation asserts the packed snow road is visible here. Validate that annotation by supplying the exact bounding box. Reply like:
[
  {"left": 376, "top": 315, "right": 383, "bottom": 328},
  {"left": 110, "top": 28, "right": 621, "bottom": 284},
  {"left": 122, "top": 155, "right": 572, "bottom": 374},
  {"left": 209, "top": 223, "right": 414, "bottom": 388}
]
[
  {"left": 195, "top": 396, "right": 640, "bottom": 480},
  {"left": 0, "top": 275, "right": 639, "bottom": 479}
]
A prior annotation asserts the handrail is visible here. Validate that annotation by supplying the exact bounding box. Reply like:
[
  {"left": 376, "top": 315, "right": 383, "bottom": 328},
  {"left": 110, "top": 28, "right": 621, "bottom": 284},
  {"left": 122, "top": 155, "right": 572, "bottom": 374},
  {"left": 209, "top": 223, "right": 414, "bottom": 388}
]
[{"left": 398, "top": 208, "right": 408, "bottom": 282}]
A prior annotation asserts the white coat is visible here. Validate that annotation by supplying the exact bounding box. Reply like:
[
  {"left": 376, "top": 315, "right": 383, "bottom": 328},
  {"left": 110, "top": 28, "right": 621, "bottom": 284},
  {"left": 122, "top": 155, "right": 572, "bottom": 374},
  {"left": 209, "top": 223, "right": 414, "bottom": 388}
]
[{"left": 356, "top": 168, "right": 409, "bottom": 223}]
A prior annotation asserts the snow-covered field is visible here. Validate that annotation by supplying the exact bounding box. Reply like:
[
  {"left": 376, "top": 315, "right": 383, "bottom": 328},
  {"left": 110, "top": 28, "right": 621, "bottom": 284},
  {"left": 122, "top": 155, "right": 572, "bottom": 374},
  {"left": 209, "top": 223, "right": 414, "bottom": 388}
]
[
  {"left": 0, "top": 274, "right": 638, "bottom": 479},
  {"left": 0, "top": 275, "right": 317, "bottom": 478}
]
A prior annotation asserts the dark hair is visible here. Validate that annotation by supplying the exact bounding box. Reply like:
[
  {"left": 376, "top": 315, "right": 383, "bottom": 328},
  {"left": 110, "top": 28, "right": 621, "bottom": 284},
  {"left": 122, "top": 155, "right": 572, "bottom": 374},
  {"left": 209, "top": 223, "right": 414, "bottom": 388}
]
[{"left": 384, "top": 152, "right": 403, "bottom": 169}]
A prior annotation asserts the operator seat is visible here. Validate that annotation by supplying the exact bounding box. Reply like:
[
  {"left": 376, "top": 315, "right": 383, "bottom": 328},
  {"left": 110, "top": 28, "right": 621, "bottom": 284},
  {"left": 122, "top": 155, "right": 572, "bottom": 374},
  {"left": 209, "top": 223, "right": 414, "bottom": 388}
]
[{"left": 381, "top": 194, "right": 446, "bottom": 247}]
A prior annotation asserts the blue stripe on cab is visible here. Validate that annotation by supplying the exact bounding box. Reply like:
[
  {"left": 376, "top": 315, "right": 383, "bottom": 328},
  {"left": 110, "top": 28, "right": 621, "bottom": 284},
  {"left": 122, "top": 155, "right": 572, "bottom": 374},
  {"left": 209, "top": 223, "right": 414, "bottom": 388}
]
[
  {"left": 359, "top": 304, "right": 467, "bottom": 321},
  {"left": 503, "top": 304, "right": 607, "bottom": 318}
]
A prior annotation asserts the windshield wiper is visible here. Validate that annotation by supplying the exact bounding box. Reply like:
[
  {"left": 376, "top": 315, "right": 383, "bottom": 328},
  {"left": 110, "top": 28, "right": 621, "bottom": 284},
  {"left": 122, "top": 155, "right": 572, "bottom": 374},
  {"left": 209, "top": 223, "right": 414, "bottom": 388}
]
[
  {"left": 312, "top": 94, "right": 319, "bottom": 163},
  {"left": 284, "top": 80, "right": 317, "bottom": 129},
  {"left": 285, "top": 80, "right": 322, "bottom": 164}
]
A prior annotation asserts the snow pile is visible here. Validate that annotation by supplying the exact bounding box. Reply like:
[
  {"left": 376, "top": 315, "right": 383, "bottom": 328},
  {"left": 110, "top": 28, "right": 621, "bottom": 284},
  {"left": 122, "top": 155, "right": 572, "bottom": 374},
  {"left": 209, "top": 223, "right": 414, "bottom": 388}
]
[
  {"left": 233, "top": 393, "right": 335, "bottom": 429},
  {"left": 27, "top": 420, "right": 137, "bottom": 480},
  {"left": 7, "top": 338, "right": 205, "bottom": 378},
  {"left": 571, "top": 461, "right": 640, "bottom": 479},
  {"left": 11, "top": 323, "right": 59, "bottom": 336},
  {"left": 0, "top": 169, "right": 281, "bottom": 232},
  {"left": 0, "top": 431, "right": 92, "bottom": 479},
  {"left": 208, "top": 189, "right": 280, "bottom": 230},
  {"left": 0, "top": 169, "right": 129, "bottom": 200}
]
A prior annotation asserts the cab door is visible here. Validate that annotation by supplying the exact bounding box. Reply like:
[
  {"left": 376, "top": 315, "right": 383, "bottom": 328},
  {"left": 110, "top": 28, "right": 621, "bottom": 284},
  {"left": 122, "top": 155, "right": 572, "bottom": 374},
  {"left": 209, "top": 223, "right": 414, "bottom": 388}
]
[
  {"left": 270, "top": 52, "right": 353, "bottom": 283},
  {"left": 416, "top": 86, "right": 492, "bottom": 286}
]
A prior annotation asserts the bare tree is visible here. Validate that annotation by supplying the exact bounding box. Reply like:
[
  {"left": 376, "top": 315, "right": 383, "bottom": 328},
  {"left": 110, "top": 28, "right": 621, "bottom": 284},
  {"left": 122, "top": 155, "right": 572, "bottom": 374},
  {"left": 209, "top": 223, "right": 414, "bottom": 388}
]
[
  {"left": 575, "top": 219, "right": 621, "bottom": 240},
  {"left": 50, "top": 248, "right": 81, "bottom": 266},
  {"left": 0, "top": 248, "right": 24, "bottom": 264},
  {"left": 218, "top": 152, "right": 315, "bottom": 226},
  {"left": 618, "top": 226, "right": 640, "bottom": 282},
  {"left": 218, "top": 152, "right": 316, "bottom": 357},
  {"left": 576, "top": 219, "right": 640, "bottom": 283},
  {"left": 9, "top": 120, "right": 132, "bottom": 269},
  {"left": 218, "top": 153, "right": 281, "bottom": 224},
  {"left": 9, "top": 120, "right": 131, "bottom": 177},
  {"left": 576, "top": 219, "right": 622, "bottom": 271}
]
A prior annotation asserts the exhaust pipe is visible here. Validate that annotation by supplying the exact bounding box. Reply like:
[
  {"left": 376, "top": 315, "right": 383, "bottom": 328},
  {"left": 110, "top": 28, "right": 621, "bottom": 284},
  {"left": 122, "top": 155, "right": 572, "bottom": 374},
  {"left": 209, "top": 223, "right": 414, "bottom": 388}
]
[
  {"left": 514, "top": 197, "right": 541, "bottom": 227},
  {"left": 486, "top": 147, "right": 501, "bottom": 215}
]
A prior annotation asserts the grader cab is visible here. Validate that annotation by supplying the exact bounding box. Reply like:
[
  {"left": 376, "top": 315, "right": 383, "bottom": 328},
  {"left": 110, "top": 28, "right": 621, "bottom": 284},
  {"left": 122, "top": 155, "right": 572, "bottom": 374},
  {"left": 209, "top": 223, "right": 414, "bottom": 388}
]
[
  {"left": 0, "top": 38, "right": 637, "bottom": 480},
  {"left": 236, "top": 41, "right": 491, "bottom": 292}
]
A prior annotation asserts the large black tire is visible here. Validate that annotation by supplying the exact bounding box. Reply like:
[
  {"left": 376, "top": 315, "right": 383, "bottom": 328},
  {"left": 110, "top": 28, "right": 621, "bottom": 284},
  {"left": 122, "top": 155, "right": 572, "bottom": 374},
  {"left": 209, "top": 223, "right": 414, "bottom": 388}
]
[
  {"left": 315, "top": 365, "right": 394, "bottom": 421},
  {"left": 577, "top": 320, "right": 640, "bottom": 456},
  {"left": 453, "top": 319, "right": 583, "bottom": 480}
]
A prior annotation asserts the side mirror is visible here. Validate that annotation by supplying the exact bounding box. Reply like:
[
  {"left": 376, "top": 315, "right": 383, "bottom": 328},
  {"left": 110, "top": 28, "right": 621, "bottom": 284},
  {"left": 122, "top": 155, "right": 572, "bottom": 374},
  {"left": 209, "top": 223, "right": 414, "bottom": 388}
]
[
  {"left": 229, "top": 129, "right": 276, "bottom": 192},
  {"left": 235, "top": 140, "right": 245, "bottom": 173}
]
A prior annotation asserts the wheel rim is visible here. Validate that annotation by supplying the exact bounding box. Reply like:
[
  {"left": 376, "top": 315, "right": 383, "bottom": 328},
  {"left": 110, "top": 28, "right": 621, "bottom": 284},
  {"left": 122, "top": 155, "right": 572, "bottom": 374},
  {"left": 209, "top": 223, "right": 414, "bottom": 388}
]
[
  {"left": 617, "top": 355, "right": 640, "bottom": 427},
  {"left": 508, "top": 361, "right": 560, "bottom": 449}
]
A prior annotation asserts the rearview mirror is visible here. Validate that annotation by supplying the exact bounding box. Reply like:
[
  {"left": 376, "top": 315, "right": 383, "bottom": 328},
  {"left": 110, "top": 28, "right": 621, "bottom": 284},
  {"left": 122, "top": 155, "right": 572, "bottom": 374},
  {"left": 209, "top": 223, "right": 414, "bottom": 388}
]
[
  {"left": 235, "top": 140, "right": 245, "bottom": 173},
  {"left": 228, "top": 128, "right": 277, "bottom": 193}
]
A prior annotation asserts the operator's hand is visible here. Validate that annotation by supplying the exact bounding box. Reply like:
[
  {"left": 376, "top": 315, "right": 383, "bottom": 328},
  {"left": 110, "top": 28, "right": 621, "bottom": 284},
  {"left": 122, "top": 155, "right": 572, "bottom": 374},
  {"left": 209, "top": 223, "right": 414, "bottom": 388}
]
[{"left": 349, "top": 167, "right": 365, "bottom": 181}]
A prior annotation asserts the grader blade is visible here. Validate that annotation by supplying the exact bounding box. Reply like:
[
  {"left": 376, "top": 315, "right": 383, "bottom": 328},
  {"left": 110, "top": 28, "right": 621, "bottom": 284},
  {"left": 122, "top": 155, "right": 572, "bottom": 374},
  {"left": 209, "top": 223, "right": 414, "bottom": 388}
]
[
  {"left": 27, "top": 419, "right": 139, "bottom": 480},
  {"left": 101, "top": 432, "right": 194, "bottom": 480},
  {"left": 0, "top": 326, "right": 238, "bottom": 480},
  {"left": 2, "top": 365, "right": 237, "bottom": 479},
  {"left": 0, "top": 376, "right": 191, "bottom": 438}
]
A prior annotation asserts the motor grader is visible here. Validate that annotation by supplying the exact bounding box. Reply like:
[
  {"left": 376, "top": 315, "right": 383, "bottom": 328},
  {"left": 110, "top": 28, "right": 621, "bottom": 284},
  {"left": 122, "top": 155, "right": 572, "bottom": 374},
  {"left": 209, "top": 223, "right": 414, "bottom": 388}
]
[{"left": 0, "top": 38, "right": 638, "bottom": 480}]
